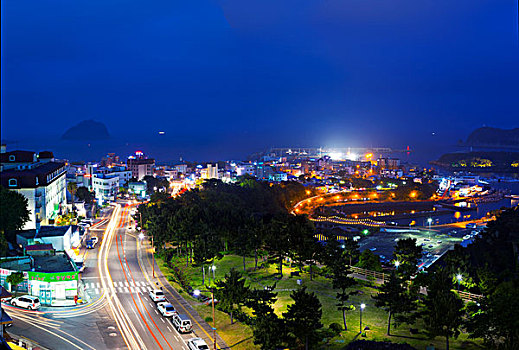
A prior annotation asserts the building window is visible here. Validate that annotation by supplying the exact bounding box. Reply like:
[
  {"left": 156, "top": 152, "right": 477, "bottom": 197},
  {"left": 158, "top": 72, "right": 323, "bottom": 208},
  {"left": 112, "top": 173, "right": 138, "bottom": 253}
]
[
  {"left": 9, "top": 155, "right": 15, "bottom": 161},
  {"left": 8, "top": 178, "right": 17, "bottom": 187}
]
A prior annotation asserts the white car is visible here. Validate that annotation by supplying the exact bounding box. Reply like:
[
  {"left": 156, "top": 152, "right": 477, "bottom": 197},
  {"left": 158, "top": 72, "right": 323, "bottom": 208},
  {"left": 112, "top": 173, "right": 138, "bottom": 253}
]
[
  {"left": 187, "top": 337, "right": 209, "bottom": 350},
  {"left": 149, "top": 289, "right": 166, "bottom": 303},
  {"left": 10, "top": 296, "right": 41, "bottom": 310},
  {"left": 157, "top": 302, "right": 176, "bottom": 317}
]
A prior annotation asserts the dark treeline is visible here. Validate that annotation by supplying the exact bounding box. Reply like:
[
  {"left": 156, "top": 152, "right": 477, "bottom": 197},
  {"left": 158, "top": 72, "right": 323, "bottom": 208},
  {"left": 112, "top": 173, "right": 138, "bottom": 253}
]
[{"left": 137, "top": 177, "right": 315, "bottom": 276}]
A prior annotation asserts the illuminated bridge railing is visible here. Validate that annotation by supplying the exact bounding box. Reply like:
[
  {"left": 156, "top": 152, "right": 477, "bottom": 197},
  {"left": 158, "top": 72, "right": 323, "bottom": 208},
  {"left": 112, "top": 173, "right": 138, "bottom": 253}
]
[{"left": 311, "top": 215, "right": 385, "bottom": 227}]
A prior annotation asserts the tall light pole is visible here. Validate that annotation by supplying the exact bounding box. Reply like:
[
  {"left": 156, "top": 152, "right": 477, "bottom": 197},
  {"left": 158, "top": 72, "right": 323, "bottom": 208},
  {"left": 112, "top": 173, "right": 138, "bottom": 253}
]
[
  {"left": 360, "top": 303, "right": 366, "bottom": 333},
  {"left": 194, "top": 289, "right": 217, "bottom": 350},
  {"left": 427, "top": 217, "right": 433, "bottom": 240},
  {"left": 151, "top": 234, "right": 155, "bottom": 278}
]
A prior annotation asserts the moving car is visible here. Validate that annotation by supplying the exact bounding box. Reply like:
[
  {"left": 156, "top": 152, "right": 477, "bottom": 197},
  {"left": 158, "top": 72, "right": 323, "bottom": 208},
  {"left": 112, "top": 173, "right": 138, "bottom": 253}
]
[
  {"left": 149, "top": 289, "right": 166, "bottom": 303},
  {"left": 187, "top": 337, "right": 209, "bottom": 350},
  {"left": 86, "top": 238, "right": 97, "bottom": 249},
  {"left": 171, "top": 313, "right": 192, "bottom": 333},
  {"left": 10, "top": 296, "right": 40, "bottom": 310},
  {"left": 157, "top": 302, "right": 176, "bottom": 317}
]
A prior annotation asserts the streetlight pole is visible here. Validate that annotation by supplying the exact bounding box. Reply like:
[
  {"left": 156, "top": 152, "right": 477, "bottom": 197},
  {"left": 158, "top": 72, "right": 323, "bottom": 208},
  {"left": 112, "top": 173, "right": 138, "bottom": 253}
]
[
  {"left": 360, "top": 303, "right": 365, "bottom": 333},
  {"left": 194, "top": 289, "right": 217, "bottom": 350},
  {"left": 211, "top": 288, "right": 216, "bottom": 350},
  {"left": 456, "top": 274, "right": 462, "bottom": 292}
]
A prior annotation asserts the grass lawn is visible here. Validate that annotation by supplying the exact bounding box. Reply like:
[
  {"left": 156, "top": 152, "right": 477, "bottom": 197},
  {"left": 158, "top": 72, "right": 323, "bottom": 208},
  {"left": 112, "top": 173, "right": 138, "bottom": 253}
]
[{"left": 157, "top": 254, "right": 484, "bottom": 350}]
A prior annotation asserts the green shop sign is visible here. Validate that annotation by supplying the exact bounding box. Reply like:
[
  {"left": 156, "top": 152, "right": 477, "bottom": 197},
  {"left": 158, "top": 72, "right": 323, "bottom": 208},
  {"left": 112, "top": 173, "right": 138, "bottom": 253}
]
[{"left": 27, "top": 271, "right": 78, "bottom": 283}]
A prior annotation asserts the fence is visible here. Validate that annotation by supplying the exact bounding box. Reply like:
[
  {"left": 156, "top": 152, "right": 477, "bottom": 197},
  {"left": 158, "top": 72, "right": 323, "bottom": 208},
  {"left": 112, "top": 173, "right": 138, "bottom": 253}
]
[
  {"left": 350, "top": 266, "right": 388, "bottom": 283},
  {"left": 347, "top": 266, "right": 485, "bottom": 302}
]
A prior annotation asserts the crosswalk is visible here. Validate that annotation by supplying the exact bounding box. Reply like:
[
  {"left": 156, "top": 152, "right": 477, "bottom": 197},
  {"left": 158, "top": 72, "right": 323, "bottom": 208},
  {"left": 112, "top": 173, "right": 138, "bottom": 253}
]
[{"left": 84, "top": 281, "right": 153, "bottom": 295}]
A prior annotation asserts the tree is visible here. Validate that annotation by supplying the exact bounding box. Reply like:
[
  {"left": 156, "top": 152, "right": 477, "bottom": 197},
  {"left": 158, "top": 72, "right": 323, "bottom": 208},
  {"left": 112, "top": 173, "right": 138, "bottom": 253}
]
[
  {"left": 287, "top": 215, "right": 319, "bottom": 280},
  {"left": 76, "top": 186, "right": 95, "bottom": 204},
  {"left": 247, "top": 285, "right": 285, "bottom": 350},
  {"left": 0, "top": 186, "right": 30, "bottom": 243},
  {"left": 422, "top": 269, "right": 464, "bottom": 350},
  {"left": 356, "top": 249, "right": 383, "bottom": 271},
  {"left": 264, "top": 214, "right": 292, "bottom": 276},
  {"left": 343, "top": 238, "right": 360, "bottom": 266},
  {"left": 6, "top": 272, "right": 24, "bottom": 297},
  {"left": 393, "top": 238, "right": 422, "bottom": 280},
  {"left": 466, "top": 280, "right": 519, "bottom": 350},
  {"left": 372, "top": 271, "right": 414, "bottom": 335},
  {"left": 322, "top": 238, "right": 357, "bottom": 331},
  {"left": 283, "top": 286, "right": 323, "bottom": 350},
  {"left": 142, "top": 175, "right": 169, "bottom": 194},
  {"left": 67, "top": 182, "right": 78, "bottom": 207},
  {"left": 252, "top": 308, "right": 284, "bottom": 350},
  {"left": 214, "top": 268, "right": 249, "bottom": 324},
  {"left": 0, "top": 233, "right": 8, "bottom": 257}
]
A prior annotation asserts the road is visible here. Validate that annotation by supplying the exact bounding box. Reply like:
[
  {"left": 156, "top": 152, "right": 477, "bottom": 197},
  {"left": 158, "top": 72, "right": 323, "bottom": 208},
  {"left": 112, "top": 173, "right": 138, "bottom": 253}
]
[{"left": 6, "top": 202, "right": 228, "bottom": 350}]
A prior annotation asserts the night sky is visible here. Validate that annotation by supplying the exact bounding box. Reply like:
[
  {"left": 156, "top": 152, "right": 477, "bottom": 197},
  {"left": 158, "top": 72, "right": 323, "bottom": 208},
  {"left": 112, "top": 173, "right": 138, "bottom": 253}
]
[{"left": 1, "top": 0, "right": 518, "bottom": 161}]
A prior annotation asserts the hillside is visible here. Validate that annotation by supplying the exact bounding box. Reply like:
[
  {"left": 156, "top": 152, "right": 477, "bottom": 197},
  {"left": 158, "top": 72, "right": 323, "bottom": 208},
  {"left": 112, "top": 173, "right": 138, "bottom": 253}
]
[
  {"left": 61, "top": 120, "right": 110, "bottom": 140},
  {"left": 465, "top": 127, "right": 519, "bottom": 148},
  {"left": 431, "top": 151, "right": 519, "bottom": 172}
]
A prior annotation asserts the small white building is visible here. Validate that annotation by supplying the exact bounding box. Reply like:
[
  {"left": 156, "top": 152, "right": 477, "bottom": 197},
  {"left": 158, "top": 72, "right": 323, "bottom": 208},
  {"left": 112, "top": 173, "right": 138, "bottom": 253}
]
[
  {"left": 92, "top": 173, "right": 119, "bottom": 205},
  {"left": 16, "top": 225, "right": 83, "bottom": 253}
]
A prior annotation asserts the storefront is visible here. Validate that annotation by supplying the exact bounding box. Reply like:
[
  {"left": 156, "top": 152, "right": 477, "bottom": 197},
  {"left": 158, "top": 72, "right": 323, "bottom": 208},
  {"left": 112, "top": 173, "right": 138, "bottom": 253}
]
[
  {"left": 0, "top": 268, "right": 78, "bottom": 306},
  {"left": 27, "top": 271, "right": 78, "bottom": 306}
]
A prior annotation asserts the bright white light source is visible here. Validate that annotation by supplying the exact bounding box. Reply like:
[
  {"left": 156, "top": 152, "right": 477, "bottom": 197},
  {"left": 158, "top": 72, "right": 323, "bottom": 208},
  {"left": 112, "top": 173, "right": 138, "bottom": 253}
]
[{"left": 329, "top": 152, "right": 343, "bottom": 160}]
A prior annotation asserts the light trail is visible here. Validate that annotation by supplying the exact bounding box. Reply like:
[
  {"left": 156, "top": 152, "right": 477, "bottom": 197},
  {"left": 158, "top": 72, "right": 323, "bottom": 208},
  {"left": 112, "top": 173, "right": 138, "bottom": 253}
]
[{"left": 98, "top": 203, "right": 146, "bottom": 350}]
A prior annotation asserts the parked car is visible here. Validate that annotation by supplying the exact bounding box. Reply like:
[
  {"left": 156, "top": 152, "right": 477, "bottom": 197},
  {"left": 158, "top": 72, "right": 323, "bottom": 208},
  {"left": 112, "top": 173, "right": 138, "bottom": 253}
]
[
  {"left": 171, "top": 313, "right": 193, "bottom": 333},
  {"left": 203, "top": 298, "right": 219, "bottom": 306},
  {"left": 149, "top": 289, "right": 166, "bottom": 303},
  {"left": 187, "top": 337, "right": 209, "bottom": 350},
  {"left": 75, "top": 261, "right": 86, "bottom": 273},
  {"left": 10, "top": 296, "right": 41, "bottom": 310},
  {"left": 157, "top": 302, "right": 176, "bottom": 317}
]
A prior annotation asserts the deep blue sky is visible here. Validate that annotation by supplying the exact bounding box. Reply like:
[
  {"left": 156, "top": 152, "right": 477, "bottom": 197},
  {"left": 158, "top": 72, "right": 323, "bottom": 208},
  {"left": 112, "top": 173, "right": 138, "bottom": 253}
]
[{"left": 1, "top": 0, "right": 518, "bottom": 161}]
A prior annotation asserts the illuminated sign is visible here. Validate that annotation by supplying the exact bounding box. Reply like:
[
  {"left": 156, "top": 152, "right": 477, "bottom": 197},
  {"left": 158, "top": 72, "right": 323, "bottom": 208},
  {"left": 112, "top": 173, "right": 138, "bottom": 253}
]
[{"left": 27, "top": 271, "right": 78, "bottom": 283}]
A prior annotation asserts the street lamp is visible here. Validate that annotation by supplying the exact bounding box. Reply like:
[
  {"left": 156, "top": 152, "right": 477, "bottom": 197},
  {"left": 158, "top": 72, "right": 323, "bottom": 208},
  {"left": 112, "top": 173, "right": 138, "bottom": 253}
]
[
  {"left": 456, "top": 274, "right": 463, "bottom": 291},
  {"left": 194, "top": 289, "right": 217, "bottom": 350},
  {"left": 211, "top": 265, "right": 216, "bottom": 282},
  {"left": 427, "top": 217, "right": 432, "bottom": 230},
  {"left": 360, "top": 303, "right": 366, "bottom": 333},
  {"left": 394, "top": 261, "right": 400, "bottom": 269}
]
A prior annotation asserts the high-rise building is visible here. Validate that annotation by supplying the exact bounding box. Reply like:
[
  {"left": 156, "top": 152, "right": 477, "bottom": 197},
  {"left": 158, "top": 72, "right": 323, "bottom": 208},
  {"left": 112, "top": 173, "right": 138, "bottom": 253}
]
[{"left": 127, "top": 151, "right": 155, "bottom": 180}]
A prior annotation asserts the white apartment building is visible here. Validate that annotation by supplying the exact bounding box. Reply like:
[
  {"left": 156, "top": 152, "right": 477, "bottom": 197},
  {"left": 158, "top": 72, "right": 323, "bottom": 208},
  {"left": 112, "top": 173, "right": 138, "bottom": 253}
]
[
  {"left": 92, "top": 173, "right": 119, "bottom": 205},
  {"left": 1, "top": 160, "right": 67, "bottom": 230}
]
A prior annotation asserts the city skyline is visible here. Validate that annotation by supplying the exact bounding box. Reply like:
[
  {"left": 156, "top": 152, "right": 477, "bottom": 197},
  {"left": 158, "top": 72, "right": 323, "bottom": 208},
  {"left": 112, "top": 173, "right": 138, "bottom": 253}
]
[{"left": 2, "top": 1, "right": 518, "bottom": 160}]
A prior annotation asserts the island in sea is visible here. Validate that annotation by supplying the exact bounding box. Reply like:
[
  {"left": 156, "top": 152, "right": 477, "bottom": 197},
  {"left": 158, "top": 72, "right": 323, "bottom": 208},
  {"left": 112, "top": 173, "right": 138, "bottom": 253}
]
[{"left": 61, "top": 120, "right": 110, "bottom": 141}]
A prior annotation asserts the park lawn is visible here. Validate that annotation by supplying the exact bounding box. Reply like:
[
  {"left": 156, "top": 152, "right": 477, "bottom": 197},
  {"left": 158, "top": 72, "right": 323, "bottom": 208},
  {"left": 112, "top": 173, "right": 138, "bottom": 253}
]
[
  {"left": 157, "top": 254, "right": 484, "bottom": 350},
  {"left": 156, "top": 256, "right": 259, "bottom": 350}
]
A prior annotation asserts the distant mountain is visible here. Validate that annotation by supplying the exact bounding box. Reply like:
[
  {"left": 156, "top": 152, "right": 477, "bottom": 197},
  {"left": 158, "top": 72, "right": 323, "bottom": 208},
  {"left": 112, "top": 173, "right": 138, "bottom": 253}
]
[
  {"left": 61, "top": 120, "right": 110, "bottom": 140},
  {"left": 431, "top": 151, "right": 519, "bottom": 173},
  {"left": 465, "top": 127, "right": 519, "bottom": 148}
]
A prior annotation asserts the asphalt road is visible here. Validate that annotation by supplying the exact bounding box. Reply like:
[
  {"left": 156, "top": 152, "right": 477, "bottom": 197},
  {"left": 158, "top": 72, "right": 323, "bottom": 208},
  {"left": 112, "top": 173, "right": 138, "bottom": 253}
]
[{"left": 6, "top": 202, "right": 228, "bottom": 350}]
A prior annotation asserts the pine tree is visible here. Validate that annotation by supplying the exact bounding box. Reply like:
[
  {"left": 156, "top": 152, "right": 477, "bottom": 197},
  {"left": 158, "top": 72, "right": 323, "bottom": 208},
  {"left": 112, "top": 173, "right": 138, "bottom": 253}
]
[{"left": 214, "top": 268, "right": 249, "bottom": 324}]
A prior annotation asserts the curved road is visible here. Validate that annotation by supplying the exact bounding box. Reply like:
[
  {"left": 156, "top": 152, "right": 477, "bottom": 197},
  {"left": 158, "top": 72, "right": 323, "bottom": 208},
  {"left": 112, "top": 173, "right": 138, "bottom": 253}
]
[{"left": 6, "top": 202, "right": 228, "bottom": 350}]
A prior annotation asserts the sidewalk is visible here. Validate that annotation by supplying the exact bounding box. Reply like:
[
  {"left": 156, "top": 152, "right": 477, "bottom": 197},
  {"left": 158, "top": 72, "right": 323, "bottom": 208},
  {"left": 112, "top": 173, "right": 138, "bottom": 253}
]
[{"left": 139, "top": 238, "right": 230, "bottom": 349}]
